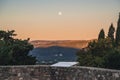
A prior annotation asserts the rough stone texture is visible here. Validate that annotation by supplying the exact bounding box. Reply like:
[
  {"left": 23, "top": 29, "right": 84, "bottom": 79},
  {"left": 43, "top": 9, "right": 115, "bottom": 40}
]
[{"left": 0, "top": 65, "right": 120, "bottom": 80}]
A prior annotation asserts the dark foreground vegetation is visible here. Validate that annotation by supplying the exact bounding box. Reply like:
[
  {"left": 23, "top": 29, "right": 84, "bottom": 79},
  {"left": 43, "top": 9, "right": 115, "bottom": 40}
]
[
  {"left": 77, "top": 13, "right": 120, "bottom": 70},
  {"left": 0, "top": 30, "right": 36, "bottom": 65}
]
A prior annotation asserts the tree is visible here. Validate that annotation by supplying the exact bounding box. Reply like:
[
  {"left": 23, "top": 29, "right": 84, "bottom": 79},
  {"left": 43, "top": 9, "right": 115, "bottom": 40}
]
[
  {"left": 98, "top": 29, "right": 105, "bottom": 40},
  {"left": 0, "top": 30, "right": 36, "bottom": 65},
  {"left": 116, "top": 13, "right": 120, "bottom": 45},
  {"left": 77, "top": 13, "right": 120, "bottom": 70},
  {"left": 77, "top": 49, "right": 94, "bottom": 66},
  {"left": 108, "top": 23, "right": 115, "bottom": 41},
  {"left": 104, "top": 48, "right": 120, "bottom": 70},
  {"left": 77, "top": 38, "right": 116, "bottom": 68}
]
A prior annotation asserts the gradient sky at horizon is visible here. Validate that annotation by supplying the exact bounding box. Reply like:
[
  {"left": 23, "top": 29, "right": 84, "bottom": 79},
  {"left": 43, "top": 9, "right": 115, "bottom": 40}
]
[{"left": 0, "top": 0, "right": 120, "bottom": 40}]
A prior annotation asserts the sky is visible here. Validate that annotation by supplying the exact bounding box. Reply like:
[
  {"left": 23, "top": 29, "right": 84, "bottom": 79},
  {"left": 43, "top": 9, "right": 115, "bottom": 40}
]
[{"left": 0, "top": 0, "right": 120, "bottom": 40}]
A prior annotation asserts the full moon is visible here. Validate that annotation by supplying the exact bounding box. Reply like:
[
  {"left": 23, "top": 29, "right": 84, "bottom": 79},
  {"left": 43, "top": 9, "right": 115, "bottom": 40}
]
[{"left": 58, "top": 11, "right": 62, "bottom": 16}]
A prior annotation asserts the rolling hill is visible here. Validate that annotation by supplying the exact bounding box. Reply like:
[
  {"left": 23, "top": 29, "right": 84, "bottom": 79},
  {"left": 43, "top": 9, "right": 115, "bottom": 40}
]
[
  {"left": 30, "top": 40, "right": 91, "bottom": 49},
  {"left": 29, "top": 46, "right": 79, "bottom": 64},
  {"left": 29, "top": 40, "right": 92, "bottom": 64}
]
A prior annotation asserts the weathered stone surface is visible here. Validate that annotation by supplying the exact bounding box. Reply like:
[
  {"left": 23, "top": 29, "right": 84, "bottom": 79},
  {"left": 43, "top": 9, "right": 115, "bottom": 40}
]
[{"left": 0, "top": 65, "right": 120, "bottom": 80}]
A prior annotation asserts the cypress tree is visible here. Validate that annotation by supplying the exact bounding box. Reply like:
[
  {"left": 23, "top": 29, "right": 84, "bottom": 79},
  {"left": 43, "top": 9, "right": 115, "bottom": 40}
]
[
  {"left": 98, "top": 29, "right": 105, "bottom": 40},
  {"left": 108, "top": 23, "right": 115, "bottom": 41},
  {"left": 116, "top": 13, "right": 120, "bottom": 45}
]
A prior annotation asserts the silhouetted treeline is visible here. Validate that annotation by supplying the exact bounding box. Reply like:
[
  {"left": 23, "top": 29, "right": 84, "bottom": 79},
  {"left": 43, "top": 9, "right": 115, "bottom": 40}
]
[
  {"left": 0, "top": 30, "right": 36, "bottom": 65},
  {"left": 77, "top": 13, "right": 120, "bottom": 70}
]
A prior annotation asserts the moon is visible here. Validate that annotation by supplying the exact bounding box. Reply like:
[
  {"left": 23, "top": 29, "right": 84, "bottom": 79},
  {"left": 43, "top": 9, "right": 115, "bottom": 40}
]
[{"left": 58, "top": 11, "right": 62, "bottom": 16}]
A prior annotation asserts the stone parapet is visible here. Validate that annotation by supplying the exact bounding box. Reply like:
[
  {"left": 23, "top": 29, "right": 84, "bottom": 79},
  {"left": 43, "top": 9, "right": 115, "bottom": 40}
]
[{"left": 0, "top": 65, "right": 120, "bottom": 80}]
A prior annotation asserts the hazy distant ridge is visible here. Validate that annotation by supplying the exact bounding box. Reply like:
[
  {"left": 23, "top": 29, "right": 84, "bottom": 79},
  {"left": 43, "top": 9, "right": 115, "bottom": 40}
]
[{"left": 30, "top": 40, "right": 91, "bottom": 49}]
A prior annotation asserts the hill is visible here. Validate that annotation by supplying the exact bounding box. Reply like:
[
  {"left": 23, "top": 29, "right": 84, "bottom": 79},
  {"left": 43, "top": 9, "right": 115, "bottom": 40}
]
[
  {"left": 29, "top": 46, "right": 80, "bottom": 64},
  {"left": 30, "top": 40, "right": 91, "bottom": 49},
  {"left": 29, "top": 40, "right": 93, "bottom": 64}
]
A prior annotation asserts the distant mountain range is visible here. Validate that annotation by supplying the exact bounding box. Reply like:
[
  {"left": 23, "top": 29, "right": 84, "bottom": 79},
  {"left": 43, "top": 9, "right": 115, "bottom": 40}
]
[
  {"left": 29, "top": 40, "right": 93, "bottom": 64},
  {"left": 30, "top": 40, "right": 91, "bottom": 49},
  {"left": 29, "top": 46, "right": 79, "bottom": 64}
]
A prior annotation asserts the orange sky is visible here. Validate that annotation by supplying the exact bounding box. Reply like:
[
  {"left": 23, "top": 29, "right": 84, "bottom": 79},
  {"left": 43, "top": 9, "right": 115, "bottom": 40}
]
[{"left": 0, "top": 0, "right": 120, "bottom": 40}]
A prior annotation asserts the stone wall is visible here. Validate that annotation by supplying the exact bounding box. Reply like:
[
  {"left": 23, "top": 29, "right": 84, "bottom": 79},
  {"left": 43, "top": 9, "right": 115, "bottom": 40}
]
[{"left": 0, "top": 65, "right": 120, "bottom": 80}]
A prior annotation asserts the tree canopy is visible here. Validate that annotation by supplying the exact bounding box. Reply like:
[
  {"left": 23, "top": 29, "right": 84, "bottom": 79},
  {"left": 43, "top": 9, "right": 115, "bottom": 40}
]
[
  {"left": 98, "top": 29, "right": 105, "bottom": 40},
  {"left": 116, "top": 13, "right": 120, "bottom": 45},
  {"left": 0, "top": 30, "right": 36, "bottom": 65},
  {"left": 77, "top": 13, "right": 120, "bottom": 70},
  {"left": 108, "top": 23, "right": 115, "bottom": 41}
]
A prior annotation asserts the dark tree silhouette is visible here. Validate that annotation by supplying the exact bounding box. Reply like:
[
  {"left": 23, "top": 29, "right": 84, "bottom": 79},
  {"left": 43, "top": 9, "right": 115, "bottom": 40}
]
[
  {"left": 0, "top": 30, "right": 36, "bottom": 65},
  {"left": 108, "top": 23, "right": 115, "bottom": 41},
  {"left": 98, "top": 29, "right": 105, "bottom": 40},
  {"left": 77, "top": 13, "right": 120, "bottom": 70},
  {"left": 116, "top": 13, "right": 120, "bottom": 45}
]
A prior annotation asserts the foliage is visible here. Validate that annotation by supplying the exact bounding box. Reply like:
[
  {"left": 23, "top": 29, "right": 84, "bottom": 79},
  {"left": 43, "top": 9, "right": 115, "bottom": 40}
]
[
  {"left": 77, "top": 38, "right": 120, "bottom": 69},
  {"left": 0, "top": 30, "right": 36, "bottom": 65},
  {"left": 77, "top": 38, "right": 114, "bottom": 68},
  {"left": 77, "top": 49, "right": 94, "bottom": 66},
  {"left": 116, "top": 13, "right": 120, "bottom": 45},
  {"left": 108, "top": 23, "right": 115, "bottom": 41},
  {"left": 98, "top": 29, "right": 105, "bottom": 40},
  {"left": 104, "top": 48, "right": 120, "bottom": 70},
  {"left": 77, "top": 13, "right": 120, "bottom": 70}
]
